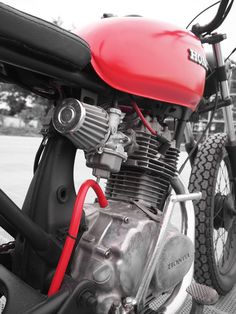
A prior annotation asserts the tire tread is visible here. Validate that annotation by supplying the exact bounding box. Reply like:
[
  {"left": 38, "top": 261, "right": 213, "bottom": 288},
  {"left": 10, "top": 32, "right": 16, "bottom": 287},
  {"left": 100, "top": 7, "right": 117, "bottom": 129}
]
[{"left": 189, "top": 133, "right": 228, "bottom": 295}]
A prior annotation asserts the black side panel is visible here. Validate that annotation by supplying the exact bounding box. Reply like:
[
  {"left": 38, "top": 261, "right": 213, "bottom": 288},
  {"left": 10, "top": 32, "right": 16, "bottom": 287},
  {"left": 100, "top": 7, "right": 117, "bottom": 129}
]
[
  {"left": 12, "top": 135, "right": 77, "bottom": 290},
  {"left": 0, "top": 190, "right": 62, "bottom": 266}
]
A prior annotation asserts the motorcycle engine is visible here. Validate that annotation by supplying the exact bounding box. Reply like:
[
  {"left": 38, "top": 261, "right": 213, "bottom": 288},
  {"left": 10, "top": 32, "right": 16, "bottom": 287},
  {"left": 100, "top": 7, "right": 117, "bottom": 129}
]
[{"left": 52, "top": 99, "right": 194, "bottom": 313}]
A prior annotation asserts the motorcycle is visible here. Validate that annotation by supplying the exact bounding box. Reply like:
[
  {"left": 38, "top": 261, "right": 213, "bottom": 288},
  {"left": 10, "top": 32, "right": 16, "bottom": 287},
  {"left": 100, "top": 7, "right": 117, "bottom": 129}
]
[{"left": 0, "top": 0, "right": 235, "bottom": 313}]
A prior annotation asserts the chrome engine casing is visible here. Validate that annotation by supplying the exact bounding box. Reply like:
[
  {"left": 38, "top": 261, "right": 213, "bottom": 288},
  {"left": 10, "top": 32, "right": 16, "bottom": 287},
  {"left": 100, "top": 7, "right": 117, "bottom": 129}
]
[
  {"left": 55, "top": 100, "right": 195, "bottom": 312},
  {"left": 70, "top": 200, "right": 194, "bottom": 314}
]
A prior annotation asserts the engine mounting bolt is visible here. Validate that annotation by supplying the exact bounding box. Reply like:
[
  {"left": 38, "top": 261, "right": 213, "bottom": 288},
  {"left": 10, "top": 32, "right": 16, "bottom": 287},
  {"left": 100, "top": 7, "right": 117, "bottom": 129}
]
[
  {"left": 124, "top": 297, "right": 133, "bottom": 304},
  {"left": 105, "top": 249, "right": 111, "bottom": 258},
  {"left": 123, "top": 297, "right": 137, "bottom": 311},
  {"left": 78, "top": 291, "right": 98, "bottom": 309},
  {"left": 124, "top": 216, "right": 129, "bottom": 223},
  {"left": 109, "top": 300, "right": 124, "bottom": 312},
  {"left": 96, "top": 245, "right": 111, "bottom": 258}
]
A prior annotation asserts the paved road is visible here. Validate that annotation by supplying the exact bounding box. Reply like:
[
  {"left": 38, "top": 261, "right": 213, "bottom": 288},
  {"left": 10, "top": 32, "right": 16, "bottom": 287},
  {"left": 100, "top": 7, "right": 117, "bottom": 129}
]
[{"left": 0, "top": 135, "right": 97, "bottom": 207}]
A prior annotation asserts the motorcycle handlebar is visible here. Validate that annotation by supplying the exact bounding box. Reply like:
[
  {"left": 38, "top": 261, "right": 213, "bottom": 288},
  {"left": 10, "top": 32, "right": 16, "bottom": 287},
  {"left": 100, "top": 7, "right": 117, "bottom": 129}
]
[{"left": 191, "top": 0, "right": 231, "bottom": 36}]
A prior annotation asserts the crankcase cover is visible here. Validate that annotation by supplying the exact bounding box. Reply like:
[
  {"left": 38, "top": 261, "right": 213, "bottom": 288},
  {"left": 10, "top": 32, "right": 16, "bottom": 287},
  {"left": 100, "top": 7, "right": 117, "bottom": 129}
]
[
  {"left": 70, "top": 201, "right": 159, "bottom": 314},
  {"left": 152, "top": 224, "right": 194, "bottom": 293}
]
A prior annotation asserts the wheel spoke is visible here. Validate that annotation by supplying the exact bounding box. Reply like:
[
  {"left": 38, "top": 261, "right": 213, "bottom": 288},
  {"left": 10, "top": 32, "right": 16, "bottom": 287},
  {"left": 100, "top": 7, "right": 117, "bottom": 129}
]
[
  {"left": 212, "top": 158, "right": 236, "bottom": 270},
  {"left": 190, "top": 134, "right": 236, "bottom": 294}
]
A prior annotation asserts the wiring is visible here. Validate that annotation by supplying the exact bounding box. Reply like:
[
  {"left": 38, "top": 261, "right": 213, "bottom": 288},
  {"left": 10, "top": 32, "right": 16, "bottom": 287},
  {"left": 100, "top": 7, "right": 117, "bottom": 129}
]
[
  {"left": 131, "top": 100, "right": 157, "bottom": 135},
  {"left": 225, "top": 47, "right": 236, "bottom": 62},
  {"left": 186, "top": 1, "right": 220, "bottom": 29},
  {"left": 33, "top": 136, "right": 47, "bottom": 173}
]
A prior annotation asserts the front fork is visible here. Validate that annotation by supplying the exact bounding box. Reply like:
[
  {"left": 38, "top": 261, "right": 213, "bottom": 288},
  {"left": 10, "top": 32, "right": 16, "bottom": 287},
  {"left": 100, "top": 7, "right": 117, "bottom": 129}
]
[
  {"left": 213, "top": 41, "right": 236, "bottom": 144},
  {"left": 185, "top": 39, "right": 236, "bottom": 157}
]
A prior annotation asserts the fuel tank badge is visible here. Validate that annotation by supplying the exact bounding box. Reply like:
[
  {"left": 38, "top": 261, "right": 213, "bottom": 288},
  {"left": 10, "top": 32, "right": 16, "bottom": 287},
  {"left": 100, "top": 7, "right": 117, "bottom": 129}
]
[{"left": 188, "top": 48, "right": 208, "bottom": 71}]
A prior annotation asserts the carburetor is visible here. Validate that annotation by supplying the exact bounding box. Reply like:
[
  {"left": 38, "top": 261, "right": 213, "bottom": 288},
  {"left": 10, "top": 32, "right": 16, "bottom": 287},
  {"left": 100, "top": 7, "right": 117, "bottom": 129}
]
[{"left": 52, "top": 98, "right": 135, "bottom": 178}]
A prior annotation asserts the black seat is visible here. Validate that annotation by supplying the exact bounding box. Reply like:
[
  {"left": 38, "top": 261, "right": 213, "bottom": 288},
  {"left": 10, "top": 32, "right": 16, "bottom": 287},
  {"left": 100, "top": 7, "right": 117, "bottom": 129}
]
[
  {"left": 0, "top": 3, "right": 112, "bottom": 97},
  {"left": 0, "top": 2, "right": 91, "bottom": 73}
]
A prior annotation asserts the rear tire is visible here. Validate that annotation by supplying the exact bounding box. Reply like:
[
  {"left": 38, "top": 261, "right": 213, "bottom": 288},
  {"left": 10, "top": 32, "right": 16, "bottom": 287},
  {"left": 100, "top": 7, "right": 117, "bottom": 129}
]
[{"left": 189, "top": 133, "right": 236, "bottom": 295}]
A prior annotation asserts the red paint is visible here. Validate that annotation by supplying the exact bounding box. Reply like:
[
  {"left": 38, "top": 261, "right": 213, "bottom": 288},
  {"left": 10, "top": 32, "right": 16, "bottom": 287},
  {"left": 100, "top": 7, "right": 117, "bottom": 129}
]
[
  {"left": 48, "top": 179, "right": 108, "bottom": 296},
  {"left": 76, "top": 17, "right": 206, "bottom": 111}
]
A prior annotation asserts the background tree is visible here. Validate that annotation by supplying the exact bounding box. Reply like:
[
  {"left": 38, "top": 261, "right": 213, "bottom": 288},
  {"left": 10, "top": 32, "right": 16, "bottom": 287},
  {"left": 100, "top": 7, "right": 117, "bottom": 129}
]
[
  {"left": 19, "top": 105, "right": 46, "bottom": 127},
  {"left": 0, "top": 83, "right": 50, "bottom": 116},
  {"left": 0, "top": 17, "right": 63, "bottom": 125},
  {"left": 0, "top": 83, "right": 28, "bottom": 116}
]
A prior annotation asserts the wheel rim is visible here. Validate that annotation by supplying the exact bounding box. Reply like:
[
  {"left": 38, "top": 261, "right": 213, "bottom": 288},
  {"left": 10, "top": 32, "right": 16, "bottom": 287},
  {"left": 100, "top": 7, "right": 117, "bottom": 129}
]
[{"left": 213, "top": 158, "right": 236, "bottom": 274}]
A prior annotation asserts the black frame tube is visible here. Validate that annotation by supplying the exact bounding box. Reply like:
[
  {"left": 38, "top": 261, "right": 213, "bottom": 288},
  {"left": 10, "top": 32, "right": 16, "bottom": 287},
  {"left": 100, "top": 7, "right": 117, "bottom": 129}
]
[{"left": 0, "top": 189, "right": 61, "bottom": 265}]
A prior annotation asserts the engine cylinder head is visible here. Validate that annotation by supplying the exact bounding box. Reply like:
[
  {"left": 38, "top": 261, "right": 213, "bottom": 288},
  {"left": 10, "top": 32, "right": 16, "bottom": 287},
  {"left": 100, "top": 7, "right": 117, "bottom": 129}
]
[
  {"left": 53, "top": 98, "right": 109, "bottom": 152},
  {"left": 106, "top": 131, "right": 179, "bottom": 209}
]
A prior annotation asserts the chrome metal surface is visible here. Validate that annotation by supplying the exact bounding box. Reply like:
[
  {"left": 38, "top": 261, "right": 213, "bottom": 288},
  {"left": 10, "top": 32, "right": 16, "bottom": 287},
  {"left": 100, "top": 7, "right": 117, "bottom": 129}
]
[
  {"left": 85, "top": 106, "right": 134, "bottom": 179},
  {"left": 58, "top": 105, "right": 76, "bottom": 125},
  {"left": 160, "top": 178, "right": 201, "bottom": 314},
  {"left": 70, "top": 201, "right": 159, "bottom": 314},
  {"left": 136, "top": 176, "right": 201, "bottom": 313},
  {"left": 53, "top": 98, "right": 110, "bottom": 151},
  {"left": 106, "top": 132, "right": 179, "bottom": 209},
  {"left": 184, "top": 122, "right": 195, "bottom": 145},
  {"left": 142, "top": 283, "right": 236, "bottom": 313},
  {"left": 222, "top": 105, "right": 236, "bottom": 144},
  {"left": 53, "top": 100, "right": 133, "bottom": 178},
  {"left": 70, "top": 195, "right": 195, "bottom": 314},
  {"left": 213, "top": 42, "right": 236, "bottom": 143}
]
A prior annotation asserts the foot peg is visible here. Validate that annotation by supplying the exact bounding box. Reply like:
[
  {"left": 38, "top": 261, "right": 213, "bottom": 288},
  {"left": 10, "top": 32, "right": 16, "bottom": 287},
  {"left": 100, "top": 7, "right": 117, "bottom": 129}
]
[{"left": 187, "top": 282, "right": 219, "bottom": 314}]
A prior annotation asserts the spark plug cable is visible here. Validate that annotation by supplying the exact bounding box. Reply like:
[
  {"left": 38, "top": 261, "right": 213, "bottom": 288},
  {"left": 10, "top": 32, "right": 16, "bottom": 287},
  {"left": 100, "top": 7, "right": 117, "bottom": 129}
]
[
  {"left": 131, "top": 100, "right": 157, "bottom": 135},
  {"left": 48, "top": 179, "right": 108, "bottom": 296}
]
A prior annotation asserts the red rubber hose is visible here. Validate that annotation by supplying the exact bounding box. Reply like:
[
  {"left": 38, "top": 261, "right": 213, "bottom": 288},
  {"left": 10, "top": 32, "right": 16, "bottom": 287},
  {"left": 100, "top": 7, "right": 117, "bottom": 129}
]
[
  {"left": 131, "top": 100, "right": 157, "bottom": 135},
  {"left": 48, "top": 179, "right": 108, "bottom": 296}
]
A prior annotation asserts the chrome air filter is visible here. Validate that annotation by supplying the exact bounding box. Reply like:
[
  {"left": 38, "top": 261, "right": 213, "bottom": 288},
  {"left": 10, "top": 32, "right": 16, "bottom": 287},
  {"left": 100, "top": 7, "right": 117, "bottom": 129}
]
[{"left": 53, "top": 98, "right": 109, "bottom": 152}]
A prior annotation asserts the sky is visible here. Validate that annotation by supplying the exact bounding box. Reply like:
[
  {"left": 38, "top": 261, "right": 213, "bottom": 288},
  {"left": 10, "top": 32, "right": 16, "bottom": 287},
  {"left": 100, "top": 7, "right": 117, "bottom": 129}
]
[{"left": 1, "top": 0, "right": 236, "bottom": 58}]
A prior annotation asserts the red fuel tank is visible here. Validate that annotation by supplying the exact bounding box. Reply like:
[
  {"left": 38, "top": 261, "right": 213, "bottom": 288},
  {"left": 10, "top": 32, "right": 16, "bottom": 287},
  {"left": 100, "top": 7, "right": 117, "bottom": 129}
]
[{"left": 76, "top": 17, "right": 207, "bottom": 111}]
